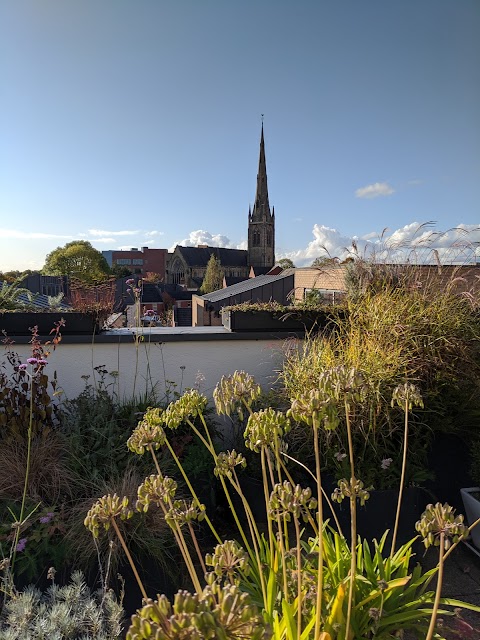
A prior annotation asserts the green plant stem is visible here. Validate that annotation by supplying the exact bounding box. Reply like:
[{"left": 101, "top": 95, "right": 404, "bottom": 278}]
[
  {"left": 110, "top": 517, "right": 148, "bottom": 601},
  {"left": 391, "top": 392, "right": 409, "bottom": 557},
  {"left": 265, "top": 449, "right": 288, "bottom": 598},
  {"left": 188, "top": 521, "right": 207, "bottom": 576},
  {"left": 312, "top": 419, "right": 324, "bottom": 640},
  {"left": 11, "top": 375, "right": 34, "bottom": 579},
  {"left": 345, "top": 401, "right": 356, "bottom": 640},
  {"left": 261, "top": 447, "right": 275, "bottom": 564},
  {"left": 280, "top": 452, "right": 343, "bottom": 537},
  {"left": 164, "top": 436, "right": 222, "bottom": 545},
  {"left": 148, "top": 444, "right": 163, "bottom": 477},
  {"left": 294, "top": 516, "right": 302, "bottom": 640},
  {"left": 425, "top": 532, "right": 445, "bottom": 640},
  {"left": 231, "top": 468, "right": 268, "bottom": 608}
]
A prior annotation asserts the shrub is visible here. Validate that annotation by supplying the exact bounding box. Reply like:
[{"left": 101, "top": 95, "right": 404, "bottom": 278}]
[{"left": 0, "top": 571, "right": 124, "bottom": 639}]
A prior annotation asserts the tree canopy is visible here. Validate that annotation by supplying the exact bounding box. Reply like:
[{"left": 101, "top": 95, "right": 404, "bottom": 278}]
[
  {"left": 42, "top": 241, "right": 111, "bottom": 283},
  {"left": 276, "top": 258, "right": 295, "bottom": 270},
  {"left": 199, "top": 254, "right": 224, "bottom": 295}
]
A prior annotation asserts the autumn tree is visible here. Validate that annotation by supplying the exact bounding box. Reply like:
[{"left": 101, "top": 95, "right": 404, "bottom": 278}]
[
  {"left": 199, "top": 254, "right": 224, "bottom": 294},
  {"left": 42, "top": 241, "right": 111, "bottom": 283}
]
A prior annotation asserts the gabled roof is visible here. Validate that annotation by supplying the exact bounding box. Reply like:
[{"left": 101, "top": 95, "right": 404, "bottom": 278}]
[
  {"left": 201, "top": 269, "right": 295, "bottom": 304},
  {"left": 16, "top": 292, "right": 70, "bottom": 310},
  {"left": 174, "top": 246, "right": 248, "bottom": 268}
]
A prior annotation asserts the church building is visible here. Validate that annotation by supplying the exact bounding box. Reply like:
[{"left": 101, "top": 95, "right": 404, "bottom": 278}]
[{"left": 167, "top": 125, "right": 276, "bottom": 290}]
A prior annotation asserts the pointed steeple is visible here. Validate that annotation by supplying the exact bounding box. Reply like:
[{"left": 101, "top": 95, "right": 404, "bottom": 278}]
[
  {"left": 248, "top": 123, "right": 275, "bottom": 270},
  {"left": 250, "top": 124, "right": 271, "bottom": 222}
]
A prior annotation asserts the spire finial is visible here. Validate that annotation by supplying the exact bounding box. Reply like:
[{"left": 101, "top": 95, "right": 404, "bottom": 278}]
[{"left": 261, "top": 113, "right": 264, "bottom": 125}]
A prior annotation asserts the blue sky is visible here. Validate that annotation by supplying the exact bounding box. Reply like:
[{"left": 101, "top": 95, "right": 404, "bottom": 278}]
[{"left": 1, "top": 0, "right": 479, "bottom": 271}]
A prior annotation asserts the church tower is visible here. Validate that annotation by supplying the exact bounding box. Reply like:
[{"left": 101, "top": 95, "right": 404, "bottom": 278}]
[{"left": 248, "top": 124, "right": 275, "bottom": 270}]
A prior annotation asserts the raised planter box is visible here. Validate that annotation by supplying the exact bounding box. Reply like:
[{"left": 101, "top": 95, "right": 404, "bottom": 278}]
[
  {"left": 221, "top": 309, "right": 329, "bottom": 333},
  {"left": 0, "top": 312, "right": 101, "bottom": 336},
  {"left": 328, "top": 486, "right": 429, "bottom": 547},
  {"left": 460, "top": 487, "right": 480, "bottom": 549}
]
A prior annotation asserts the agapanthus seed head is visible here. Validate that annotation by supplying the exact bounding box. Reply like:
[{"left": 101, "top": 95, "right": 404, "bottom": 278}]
[
  {"left": 319, "top": 366, "right": 368, "bottom": 403},
  {"left": 84, "top": 494, "right": 133, "bottom": 538},
  {"left": 214, "top": 450, "right": 247, "bottom": 479},
  {"left": 416, "top": 502, "right": 468, "bottom": 549},
  {"left": 331, "top": 478, "right": 371, "bottom": 506},
  {"left": 165, "top": 499, "right": 206, "bottom": 529},
  {"left": 269, "top": 481, "right": 317, "bottom": 522},
  {"left": 205, "top": 540, "right": 249, "bottom": 583},
  {"left": 127, "top": 583, "right": 270, "bottom": 640},
  {"left": 244, "top": 408, "right": 290, "bottom": 452},
  {"left": 288, "top": 389, "right": 339, "bottom": 430},
  {"left": 391, "top": 382, "right": 424, "bottom": 410},
  {"left": 213, "top": 371, "right": 261, "bottom": 419},
  {"left": 136, "top": 475, "right": 177, "bottom": 512},
  {"left": 162, "top": 389, "right": 208, "bottom": 430},
  {"left": 128, "top": 407, "right": 166, "bottom": 454}
]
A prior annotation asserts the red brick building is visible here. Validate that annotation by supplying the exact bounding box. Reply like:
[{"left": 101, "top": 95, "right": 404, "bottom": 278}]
[{"left": 102, "top": 247, "right": 167, "bottom": 279}]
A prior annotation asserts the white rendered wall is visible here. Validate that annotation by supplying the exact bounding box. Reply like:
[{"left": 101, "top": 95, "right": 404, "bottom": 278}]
[{"left": 7, "top": 337, "right": 289, "bottom": 403}]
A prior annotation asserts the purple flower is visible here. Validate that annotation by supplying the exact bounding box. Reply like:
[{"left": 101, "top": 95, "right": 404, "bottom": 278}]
[
  {"left": 18, "top": 363, "right": 28, "bottom": 371},
  {"left": 27, "top": 357, "right": 38, "bottom": 365},
  {"left": 39, "top": 512, "right": 54, "bottom": 524},
  {"left": 16, "top": 538, "right": 28, "bottom": 552},
  {"left": 145, "top": 309, "right": 155, "bottom": 316},
  {"left": 126, "top": 279, "right": 135, "bottom": 285},
  {"left": 37, "top": 359, "right": 48, "bottom": 366},
  {"left": 381, "top": 458, "right": 393, "bottom": 470},
  {"left": 334, "top": 451, "right": 347, "bottom": 462}
]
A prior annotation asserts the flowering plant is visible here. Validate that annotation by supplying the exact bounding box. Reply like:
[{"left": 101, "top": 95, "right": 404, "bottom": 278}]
[{"left": 83, "top": 370, "right": 480, "bottom": 640}]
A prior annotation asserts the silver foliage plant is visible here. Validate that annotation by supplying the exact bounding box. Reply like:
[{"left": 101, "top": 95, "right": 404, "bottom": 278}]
[{"left": 0, "top": 571, "right": 124, "bottom": 640}]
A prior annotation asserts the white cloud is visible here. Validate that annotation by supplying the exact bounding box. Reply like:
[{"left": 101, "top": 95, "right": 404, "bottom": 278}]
[
  {"left": 91, "top": 237, "right": 116, "bottom": 244},
  {"left": 0, "top": 228, "right": 73, "bottom": 240},
  {"left": 145, "top": 230, "right": 164, "bottom": 237},
  {"left": 278, "top": 223, "right": 480, "bottom": 267},
  {"left": 88, "top": 229, "right": 140, "bottom": 237},
  {"left": 355, "top": 182, "right": 395, "bottom": 199},
  {"left": 170, "top": 230, "right": 239, "bottom": 252}
]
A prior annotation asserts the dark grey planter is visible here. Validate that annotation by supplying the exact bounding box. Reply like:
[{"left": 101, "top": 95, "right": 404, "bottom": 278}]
[
  {"left": 0, "top": 312, "right": 101, "bottom": 336},
  {"left": 222, "top": 309, "right": 329, "bottom": 332}
]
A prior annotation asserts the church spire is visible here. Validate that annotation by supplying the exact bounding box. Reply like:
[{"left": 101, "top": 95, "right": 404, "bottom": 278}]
[
  {"left": 250, "top": 124, "right": 271, "bottom": 222},
  {"left": 248, "top": 122, "right": 275, "bottom": 270}
]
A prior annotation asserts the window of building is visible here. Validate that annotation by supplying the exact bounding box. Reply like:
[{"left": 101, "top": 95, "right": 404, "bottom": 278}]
[
  {"left": 132, "top": 259, "right": 144, "bottom": 265},
  {"left": 266, "top": 230, "right": 272, "bottom": 246},
  {"left": 116, "top": 259, "right": 132, "bottom": 265}
]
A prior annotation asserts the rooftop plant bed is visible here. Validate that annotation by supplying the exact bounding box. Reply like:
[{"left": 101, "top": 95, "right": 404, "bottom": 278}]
[
  {"left": 221, "top": 301, "right": 337, "bottom": 332},
  {"left": 0, "top": 311, "right": 102, "bottom": 336}
]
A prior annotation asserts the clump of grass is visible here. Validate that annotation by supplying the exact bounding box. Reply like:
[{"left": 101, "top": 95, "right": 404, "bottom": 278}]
[{"left": 281, "top": 262, "right": 480, "bottom": 487}]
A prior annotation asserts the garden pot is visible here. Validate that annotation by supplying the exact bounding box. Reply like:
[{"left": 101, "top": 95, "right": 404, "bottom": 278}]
[
  {"left": 460, "top": 487, "right": 480, "bottom": 549},
  {"left": 0, "top": 312, "right": 101, "bottom": 336}
]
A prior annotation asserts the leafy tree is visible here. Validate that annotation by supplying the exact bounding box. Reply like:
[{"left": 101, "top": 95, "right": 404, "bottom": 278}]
[
  {"left": 276, "top": 258, "right": 295, "bottom": 270},
  {"left": 111, "top": 264, "right": 133, "bottom": 279},
  {"left": 42, "top": 241, "right": 110, "bottom": 283},
  {"left": 199, "top": 255, "right": 224, "bottom": 294},
  {"left": 311, "top": 256, "right": 339, "bottom": 268}
]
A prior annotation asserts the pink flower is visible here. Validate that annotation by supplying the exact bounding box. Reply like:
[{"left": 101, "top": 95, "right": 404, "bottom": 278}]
[
  {"left": 37, "top": 359, "right": 48, "bottom": 366},
  {"left": 126, "top": 279, "right": 135, "bottom": 285},
  {"left": 18, "top": 364, "right": 28, "bottom": 371},
  {"left": 27, "top": 357, "right": 38, "bottom": 365}
]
